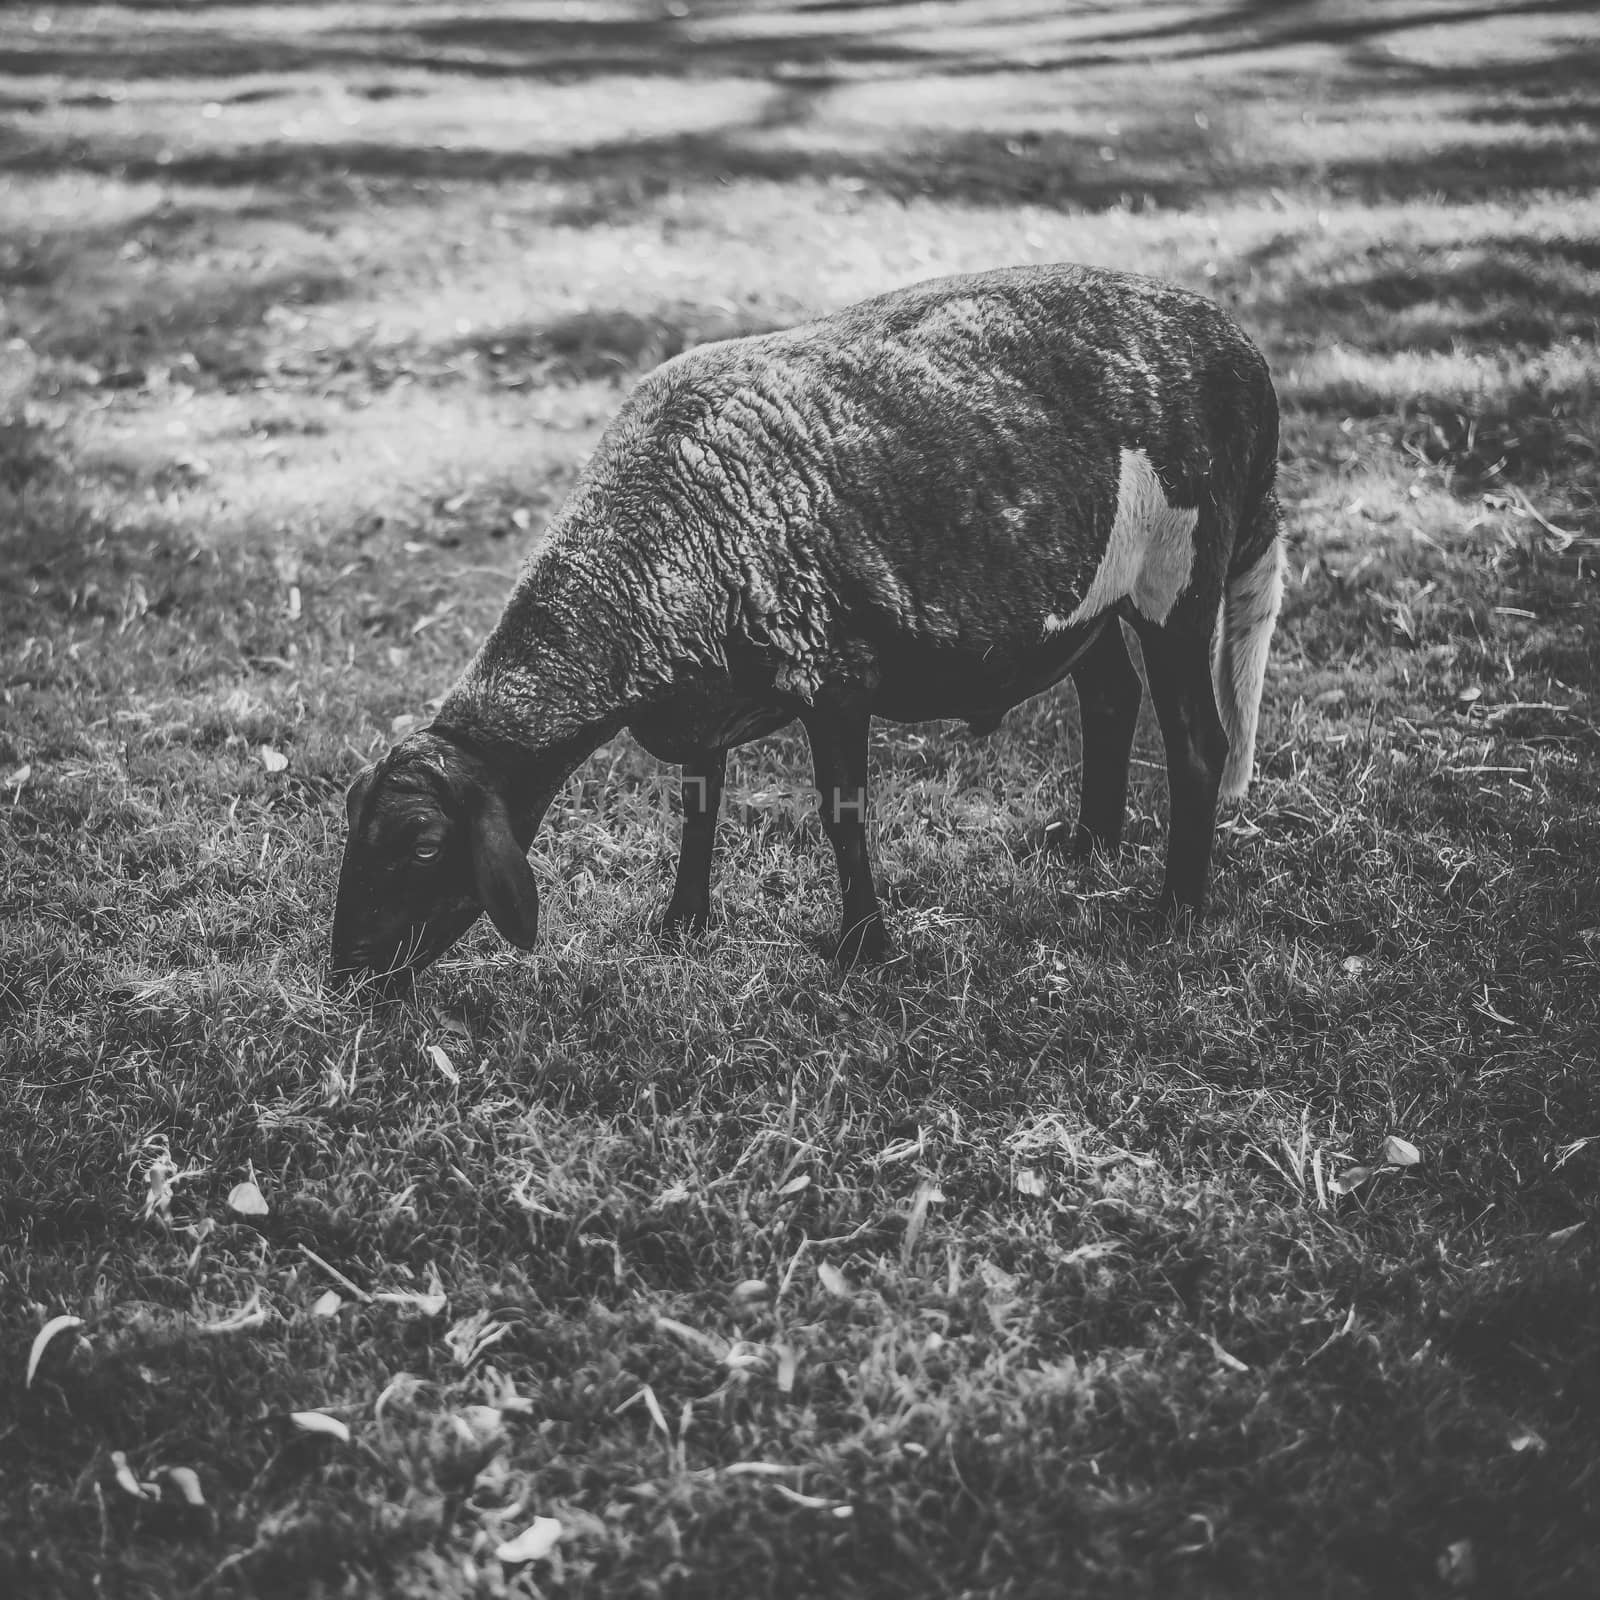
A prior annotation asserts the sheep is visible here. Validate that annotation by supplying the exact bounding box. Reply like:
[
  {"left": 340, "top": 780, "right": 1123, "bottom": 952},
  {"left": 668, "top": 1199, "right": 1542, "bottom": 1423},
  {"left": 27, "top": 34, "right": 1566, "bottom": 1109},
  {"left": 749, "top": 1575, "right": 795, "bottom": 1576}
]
[{"left": 329, "top": 263, "right": 1284, "bottom": 993}]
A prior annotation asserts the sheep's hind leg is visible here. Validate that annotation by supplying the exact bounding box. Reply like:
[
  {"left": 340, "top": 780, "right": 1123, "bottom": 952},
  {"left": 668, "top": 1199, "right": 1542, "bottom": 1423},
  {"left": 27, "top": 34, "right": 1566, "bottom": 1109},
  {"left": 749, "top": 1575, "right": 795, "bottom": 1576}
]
[
  {"left": 1131, "top": 613, "right": 1228, "bottom": 926},
  {"left": 660, "top": 749, "right": 726, "bottom": 937},
  {"left": 802, "top": 706, "right": 888, "bottom": 966},
  {"left": 1064, "top": 619, "right": 1142, "bottom": 861}
]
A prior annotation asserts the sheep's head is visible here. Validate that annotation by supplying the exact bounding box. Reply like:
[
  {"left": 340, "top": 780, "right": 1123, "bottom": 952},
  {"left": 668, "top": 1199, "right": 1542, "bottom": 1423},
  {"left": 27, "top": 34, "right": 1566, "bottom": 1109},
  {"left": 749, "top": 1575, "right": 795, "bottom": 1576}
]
[{"left": 328, "top": 729, "right": 539, "bottom": 997}]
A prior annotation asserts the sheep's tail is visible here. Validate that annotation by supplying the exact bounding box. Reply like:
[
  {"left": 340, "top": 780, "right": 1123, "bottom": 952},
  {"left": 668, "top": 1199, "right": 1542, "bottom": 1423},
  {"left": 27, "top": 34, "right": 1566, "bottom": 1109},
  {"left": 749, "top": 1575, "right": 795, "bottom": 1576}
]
[{"left": 1213, "top": 492, "right": 1285, "bottom": 801}]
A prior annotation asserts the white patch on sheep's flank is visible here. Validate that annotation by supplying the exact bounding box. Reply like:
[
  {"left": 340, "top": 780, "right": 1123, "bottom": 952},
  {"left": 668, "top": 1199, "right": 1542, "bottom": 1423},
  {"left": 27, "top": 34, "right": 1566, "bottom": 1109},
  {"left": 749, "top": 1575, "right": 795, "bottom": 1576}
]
[{"left": 1065, "top": 448, "right": 1198, "bottom": 627}]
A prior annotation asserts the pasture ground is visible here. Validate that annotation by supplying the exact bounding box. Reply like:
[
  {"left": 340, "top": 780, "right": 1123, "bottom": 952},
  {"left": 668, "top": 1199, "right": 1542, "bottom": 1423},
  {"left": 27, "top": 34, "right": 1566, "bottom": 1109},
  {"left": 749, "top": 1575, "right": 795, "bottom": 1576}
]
[{"left": 2, "top": 2, "right": 1599, "bottom": 1595}]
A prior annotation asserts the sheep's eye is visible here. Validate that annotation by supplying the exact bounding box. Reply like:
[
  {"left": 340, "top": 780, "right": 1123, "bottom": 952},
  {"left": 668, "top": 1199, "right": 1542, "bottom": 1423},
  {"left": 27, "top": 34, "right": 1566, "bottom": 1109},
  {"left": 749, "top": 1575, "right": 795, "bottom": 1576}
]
[{"left": 413, "top": 843, "right": 440, "bottom": 862}]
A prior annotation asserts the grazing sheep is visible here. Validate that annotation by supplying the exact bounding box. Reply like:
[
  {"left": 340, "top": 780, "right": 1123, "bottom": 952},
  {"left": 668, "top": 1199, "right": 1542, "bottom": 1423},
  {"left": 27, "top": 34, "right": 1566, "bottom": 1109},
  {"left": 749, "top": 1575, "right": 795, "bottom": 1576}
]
[{"left": 329, "top": 263, "right": 1283, "bottom": 992}]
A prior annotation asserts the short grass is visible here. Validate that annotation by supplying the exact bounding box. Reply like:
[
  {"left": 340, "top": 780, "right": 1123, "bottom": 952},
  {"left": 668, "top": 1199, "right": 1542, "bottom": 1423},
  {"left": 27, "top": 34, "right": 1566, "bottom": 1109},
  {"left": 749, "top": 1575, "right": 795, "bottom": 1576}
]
[{"left": 3, "top": 3, "right": 1600, "bottom": 1596}]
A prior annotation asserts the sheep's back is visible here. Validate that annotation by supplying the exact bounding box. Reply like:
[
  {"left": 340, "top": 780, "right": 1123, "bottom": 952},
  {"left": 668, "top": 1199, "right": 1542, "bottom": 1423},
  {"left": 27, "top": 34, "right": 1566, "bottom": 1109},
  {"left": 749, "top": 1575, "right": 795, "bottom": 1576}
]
[{"left": 530, "top": 265, "right": 1276, "bottom": 712}]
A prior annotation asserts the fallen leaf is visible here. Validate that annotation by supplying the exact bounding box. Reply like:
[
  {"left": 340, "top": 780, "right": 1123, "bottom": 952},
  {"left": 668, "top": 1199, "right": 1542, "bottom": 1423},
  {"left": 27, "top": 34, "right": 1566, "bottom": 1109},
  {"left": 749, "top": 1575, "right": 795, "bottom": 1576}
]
[
  {"left": 1341, "top": 955, "right": 1367, "bottom": 977},
  {"left": 110, "top": 1451, "right": 156, "bottom": 1500},
  {"left": 311, "top": 1289, "right": 342, "bottom": 1318},
  {"left": 1331, "top": 1165, "right": 1374, "bottom": 1195},
  {"left": 776, "top": 1173, "right": 810, "bottom": 1196},
  {"left": 495, "top": 1515, "right": 563, "bottom": 1565},
  {"left": 166, "top": 1466, "right": 205, "bottom": 1507},
  {"left": 227, "top": 1181, "right": 269, "bottom": 1217},
  {"left": 725, "top": 1340, "right": 768, "bottom": 1372},
  {"left": 901, "top": 1178, "right": 943, "bottom": 1265},
  {"left": 450, "top": 1405, "right": 508, "bottom": 1453},
  {"left": 426, "top": 1043, "right": 459, "bottom": 1084},
  {"left": 4, "top": 762, "right": 32, "bottom": 794},
  {"left": 1382, "top": 1136, "right": 1421, "bottom": 1167},
  {"left": 1015, "top": 1167, "right": 1047, "bottom": 1197},
  {"left": 775, "top": 1343, "right": 799, "bottom": 1394},
  {"left": 1060, "top": 1240, "right": 1123, "bottom": 1267},
  {"left": 732, "top": 1279, "right": 770, "bottom": 1303},
  {"left": 258, "top": 745, "right": 288, "bottom": 773},
  {"left": 1547, "top": 1222, "right": 1585, "bottom": 1246},
  {"left": 817, "top": 1262, "right": 852, "bottom": 1297},
  {"left": 656, "top": 1183, "right": 691, "bottom": 1207},
  {"left": 1508, "top": 1427, "right": 1547, "bottom": 1454},
  {"left": 1436, "top": 1538, "right": 1476, "bottom": 1590},
  {"left": 143, "top": 1153, "right": 179, "bottom": 1221},
  {"left": 978, "top": 1259, "right": 1019, "bottom": 1295},
  {"left": 290, "top": 1411, "right": 350, "bottom": 1443},
  {"left": 770, "top": 1482, "right": 852, "bottom": 1515},
  {"left": 26, "top": 1315, "right": 85, "bottom": 1388},
  {"left": 1208, "top": 1333, "right": 1250, "bottom": 1372}
]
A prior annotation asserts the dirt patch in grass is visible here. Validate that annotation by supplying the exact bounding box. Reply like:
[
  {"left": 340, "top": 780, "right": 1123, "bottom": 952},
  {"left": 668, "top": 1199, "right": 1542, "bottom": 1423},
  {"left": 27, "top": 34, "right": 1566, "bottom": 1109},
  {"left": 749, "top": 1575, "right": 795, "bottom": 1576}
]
[{"left": 3, "top": 3, "right": 1599, "bottom": 1596}]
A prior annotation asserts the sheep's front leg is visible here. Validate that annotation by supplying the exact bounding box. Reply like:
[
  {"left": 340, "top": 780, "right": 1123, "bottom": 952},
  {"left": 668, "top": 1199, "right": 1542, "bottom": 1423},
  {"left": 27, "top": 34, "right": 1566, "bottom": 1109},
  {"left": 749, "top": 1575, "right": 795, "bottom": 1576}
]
[
  {"left": 1067, "top": 620, "right": 1143, "bottom": 861},
  {"left": 660, "top": 749, "right": 726, "bottom": 936},
  {"left": 802, "top": 707, "right": 888, "bottom": 966},
  {"left": 1133, "top": 616, "right": 1228, "bottom": 925}
]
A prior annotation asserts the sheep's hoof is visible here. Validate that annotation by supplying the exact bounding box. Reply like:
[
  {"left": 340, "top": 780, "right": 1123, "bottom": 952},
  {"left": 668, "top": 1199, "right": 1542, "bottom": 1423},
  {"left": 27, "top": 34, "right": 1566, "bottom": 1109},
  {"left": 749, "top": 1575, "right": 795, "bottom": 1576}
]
[
  {"left": 1068, "top": 825, "right": 1126, "bottom": 865},
  {"left": 834, "top": 916, "right": 890, "bottom": 968},
  {"left": 1153, "top": 892, "right": 1202, "bottom": 935},
  {"left": 1026, "top": 820, "right": 1121, "bottom": 865},
  {"left": 658, "top": 904, "right": 713, "bottom": 940}
]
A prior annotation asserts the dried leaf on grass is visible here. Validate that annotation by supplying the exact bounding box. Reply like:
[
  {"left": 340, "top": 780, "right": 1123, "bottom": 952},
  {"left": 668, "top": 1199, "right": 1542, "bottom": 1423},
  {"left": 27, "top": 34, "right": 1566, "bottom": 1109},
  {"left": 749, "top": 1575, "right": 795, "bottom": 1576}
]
[
  {"left": 817, "top": 1262, "right": 852, "bottom": 1297},
  {"left": 426, "top": 1043, "right": 459, "bottom": 1085},
  {"left": 111, "top": 1451, "right": 158, "bottom": 1500},
  {"left": 226, "top": 1181, "right": 269, "bottom": 1217},
  {"left": 775, "top": 1342, "right": 799, "bottom": 1395},
  {"left": 290, "top": 1411, "right": 350, "bottom": 1443},
  {"left": 1436, "top": 1539, "right": 1476, "bottom": 1589},
  {"left": 166, "top": 1467, "right": 205, "bottom": 1507},
  {"left": 1208, "top": 1333, "right": 1250, "bottom": 1373},
  {"left": 1382, "top": 1136, "right": 1421, "bottom": 1167},
  {"left": 495, "top": 1516, "right": 563, "bottom": 1565},
  {"left": 901, "top": 1179, "right": 944, "bottom": 1265},
  {"left": 978, "top": 1259, "right": 1019, "bottom": 1295},
  {"left": 770, "top": 1482, "right": 853, "bottom": 1517},
  {"left": 26, "top": 1315, "right": 84, "bottom": 1388}
]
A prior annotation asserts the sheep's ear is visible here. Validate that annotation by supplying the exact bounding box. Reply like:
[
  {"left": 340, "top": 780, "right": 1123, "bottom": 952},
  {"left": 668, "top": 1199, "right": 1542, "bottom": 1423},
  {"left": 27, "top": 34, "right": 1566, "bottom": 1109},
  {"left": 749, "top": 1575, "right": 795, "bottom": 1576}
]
[
  {"left": 344, "top": 765, "right": 376, "bottom": 825},
  {"left": 471, "top": 794, "right": 540, "bottom": 949}
]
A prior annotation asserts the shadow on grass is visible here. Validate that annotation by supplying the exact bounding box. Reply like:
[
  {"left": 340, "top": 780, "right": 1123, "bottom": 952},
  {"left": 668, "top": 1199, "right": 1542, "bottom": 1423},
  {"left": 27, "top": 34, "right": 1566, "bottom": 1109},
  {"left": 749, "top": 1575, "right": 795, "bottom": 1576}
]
[
  {"left": 1, "top": 0, "right": 1597, "bottom": 216},
  {"left": 6, "top": 0, "right": 1596, "bottom": 84}
]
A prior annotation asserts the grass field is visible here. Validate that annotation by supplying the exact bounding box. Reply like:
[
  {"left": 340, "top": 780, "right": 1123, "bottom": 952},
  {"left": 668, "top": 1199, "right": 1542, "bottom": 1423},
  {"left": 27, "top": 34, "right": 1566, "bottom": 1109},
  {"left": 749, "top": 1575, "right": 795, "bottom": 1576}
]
[{"left": 3, "top": 2, "right": 1599, "bottom": 1595}]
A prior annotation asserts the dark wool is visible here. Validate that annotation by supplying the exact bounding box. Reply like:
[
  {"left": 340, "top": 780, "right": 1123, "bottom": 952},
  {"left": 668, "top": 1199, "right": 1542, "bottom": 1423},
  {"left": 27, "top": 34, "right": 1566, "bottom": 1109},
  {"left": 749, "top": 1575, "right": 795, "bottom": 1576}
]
[{"left": 331, "top": 264, "right": 1284, "bottom": 986}]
